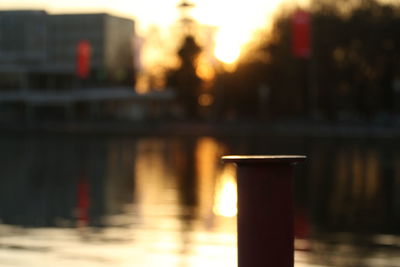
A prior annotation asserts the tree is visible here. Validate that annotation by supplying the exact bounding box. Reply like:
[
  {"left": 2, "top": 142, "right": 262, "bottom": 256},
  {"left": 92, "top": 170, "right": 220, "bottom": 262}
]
[
  {"left": 167, "top": 35, "right": 202, "bottom": 119},
  {"left": 213, "top": 0, "right": 400, "bottom": 121}
]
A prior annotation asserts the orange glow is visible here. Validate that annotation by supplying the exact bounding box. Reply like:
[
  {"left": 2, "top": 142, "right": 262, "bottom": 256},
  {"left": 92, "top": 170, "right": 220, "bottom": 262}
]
[
  {"left": 196, "top": 58, "right": 215, "bottom": 81},
  {"left": 198, "top": 93, "right": 214, "bottom": 107},
  {"left": 213, "top": 164, "right": 237, "bottom": 217},
  {"left": 195, "top": 137, "right": 219, "bottom": 220},
  {"left": 135, "top": 73, "right": 150, "bottom": 94},
  {"left": 192, "top": 0, "right": 290, "bottom": 65}
]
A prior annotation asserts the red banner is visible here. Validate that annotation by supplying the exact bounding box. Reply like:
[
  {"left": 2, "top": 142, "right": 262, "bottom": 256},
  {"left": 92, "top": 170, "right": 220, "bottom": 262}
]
[
  {"left": 76, "top": 40, "right": 91, "bottom": 78},
  {"left": 292, "top": 10, "right": 311, "bottom": 59},
  {"left": 77, "top": 174, "right": 90, "bottom": 226}
]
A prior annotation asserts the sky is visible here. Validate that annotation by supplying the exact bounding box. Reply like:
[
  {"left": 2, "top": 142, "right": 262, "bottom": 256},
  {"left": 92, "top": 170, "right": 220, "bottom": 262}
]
[
  {"left": 0, "top": 0, "right": 397, "bottom": 66},
  {"left": 0, "top": 0, "right": 305, "bottom": 65},
  {"left": 0, "top": 0, "right": 288, "bottom": 30}
]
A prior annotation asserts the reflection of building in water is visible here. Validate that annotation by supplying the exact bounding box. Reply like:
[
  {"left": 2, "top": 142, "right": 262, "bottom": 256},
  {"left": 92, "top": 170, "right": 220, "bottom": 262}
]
[
  {"left": 0, "top": 136, "right": 138, "bottom": 227},
  {"left": 0, "top": 10, "right": 135, "bottom": 90},
  {"left": 0, "top": 135, "right": 80, "bottom": 226},
  {"left": 104, "top": 140, "right": 135, "bottom": 216}
]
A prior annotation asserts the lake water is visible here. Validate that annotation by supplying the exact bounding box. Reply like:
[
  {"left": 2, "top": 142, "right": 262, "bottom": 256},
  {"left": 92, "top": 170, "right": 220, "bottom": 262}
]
[{"left": 1, "top": 133, "right": 400, "bottom": 266}]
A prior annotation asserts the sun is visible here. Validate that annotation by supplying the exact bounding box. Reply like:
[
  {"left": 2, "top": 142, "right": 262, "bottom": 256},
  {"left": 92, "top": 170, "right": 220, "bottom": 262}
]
[
  {"left": 191, "top": 0, "right": 286, "bottom": 65},
  {"left": 214, "top": 30, "right": 242, "bottom": 64}
]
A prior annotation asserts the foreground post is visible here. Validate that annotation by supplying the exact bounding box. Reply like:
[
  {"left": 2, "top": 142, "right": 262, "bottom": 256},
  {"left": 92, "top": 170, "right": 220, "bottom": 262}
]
[{"left": 222, "top": 155, "right": 306, "bottom": 267}]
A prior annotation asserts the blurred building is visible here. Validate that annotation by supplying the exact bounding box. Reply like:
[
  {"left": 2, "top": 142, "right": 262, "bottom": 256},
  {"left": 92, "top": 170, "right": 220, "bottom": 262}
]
[{"left": 0, "top": 10, "right": 135, "bottom": 90}]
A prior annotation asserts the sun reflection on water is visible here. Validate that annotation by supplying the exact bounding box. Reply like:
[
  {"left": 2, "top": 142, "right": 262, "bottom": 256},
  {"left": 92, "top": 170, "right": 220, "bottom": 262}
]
[{"left": 213, "top": 164, "right": 237, "bottom": 218}]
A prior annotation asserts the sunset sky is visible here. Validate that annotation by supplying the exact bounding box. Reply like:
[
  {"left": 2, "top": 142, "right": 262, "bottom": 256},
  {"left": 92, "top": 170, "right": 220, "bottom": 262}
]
[
  {"left": 0, "top": 0, "right": 397, "bottom": 67},
  {"left": 0, "top": 0, "right": 309, "bottom": 65}
]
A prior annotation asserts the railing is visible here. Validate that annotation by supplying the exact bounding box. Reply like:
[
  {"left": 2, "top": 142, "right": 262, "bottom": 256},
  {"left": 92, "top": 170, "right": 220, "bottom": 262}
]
[{"left": 0, "top": 88, "right": 175, "bottom": 104}]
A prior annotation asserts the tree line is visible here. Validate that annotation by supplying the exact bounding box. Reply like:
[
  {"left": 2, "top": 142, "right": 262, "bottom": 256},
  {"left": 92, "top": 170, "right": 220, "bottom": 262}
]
[{"left": 167, "top": 0, "right": 400, "bottom": 122}]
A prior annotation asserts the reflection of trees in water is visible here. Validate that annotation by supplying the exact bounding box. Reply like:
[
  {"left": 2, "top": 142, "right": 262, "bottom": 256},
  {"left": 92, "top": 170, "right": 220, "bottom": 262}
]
[
  {"left": 177, "top": 138, "right": 198, "bottom": 207},
  {"left": 307, "top": 139, "right": 400, "bottom": 235},
  {"left": 0, "top": 135, "right": 82, "bottom": 226},
  {"left": 171, "top": 138, "right": 197, "bottom": 258},
  {"left": 330, "top": 148, "right": 382, "bottom": 228},
  {"left": 167, "top": 136, "right": 229, "bottom": 263},
  {"left": 217, "top": 136, "right": 400, "bottom": 237}
]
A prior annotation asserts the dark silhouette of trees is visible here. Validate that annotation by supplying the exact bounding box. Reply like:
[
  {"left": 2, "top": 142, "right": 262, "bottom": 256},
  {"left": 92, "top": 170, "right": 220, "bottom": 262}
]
[
  {"left": 167, "top": 35, "right": 202, "bottom": 119},
  {"left": 214, "top": 0, "right": 400, "bottom": 122},
  {"left": 309, "top": 0, "right": 400, "bottom": 120},
  {"left": 214, "top": 61, "right": 267, "bottom": 119}
]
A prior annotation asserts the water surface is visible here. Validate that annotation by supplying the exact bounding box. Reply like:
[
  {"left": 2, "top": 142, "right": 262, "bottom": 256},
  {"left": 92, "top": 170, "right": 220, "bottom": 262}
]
[{"left": 1, "top": 133, "right": 400, "bottom": 266}]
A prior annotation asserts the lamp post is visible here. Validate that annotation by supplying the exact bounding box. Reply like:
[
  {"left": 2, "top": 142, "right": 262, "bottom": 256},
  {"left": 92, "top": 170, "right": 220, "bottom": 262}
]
[
  {"left": 177, "top": 0, "right": 196, "bottom": 36},
  {"left": 222, "top": 155, "right": 306, "bottom": 267}
]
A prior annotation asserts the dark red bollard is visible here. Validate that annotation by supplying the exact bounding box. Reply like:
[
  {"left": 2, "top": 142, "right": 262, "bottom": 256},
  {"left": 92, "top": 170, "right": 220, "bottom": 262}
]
[{"left": 222, "top": 155, "right": 306, "bottom": 267}]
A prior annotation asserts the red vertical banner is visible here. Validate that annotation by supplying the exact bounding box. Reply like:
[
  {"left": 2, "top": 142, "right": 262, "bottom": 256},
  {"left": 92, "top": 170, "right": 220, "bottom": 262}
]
[
  {"left": 292, "top": 10, "right": 311, "bottom": 59},
  {"left": 77, "top": 174, "right": 90, "bottom": 226},
  {"left": 76, "top": 40, "right": 91, "bottom": 78}
]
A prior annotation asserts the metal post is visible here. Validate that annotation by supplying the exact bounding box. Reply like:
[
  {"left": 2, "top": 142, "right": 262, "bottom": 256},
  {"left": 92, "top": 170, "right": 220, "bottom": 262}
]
[{"left": 222, "top": 155, "right": 306, "bottom": 267}]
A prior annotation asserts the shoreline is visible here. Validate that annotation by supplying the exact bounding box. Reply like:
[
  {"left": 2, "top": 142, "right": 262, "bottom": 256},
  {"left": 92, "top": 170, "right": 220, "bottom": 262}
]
[{"left": 2, "top": 120, "right": 400, "bottom": 138}]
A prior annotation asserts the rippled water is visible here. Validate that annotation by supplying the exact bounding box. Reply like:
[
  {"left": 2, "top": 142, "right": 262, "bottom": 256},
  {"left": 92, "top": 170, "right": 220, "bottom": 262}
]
[{"left": 1, "top": 133, "right": 400, "bottom": 266}]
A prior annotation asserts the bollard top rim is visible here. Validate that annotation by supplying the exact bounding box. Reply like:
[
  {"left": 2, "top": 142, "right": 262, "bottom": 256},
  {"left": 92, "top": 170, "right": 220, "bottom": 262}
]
[{"left": 222, "top": 155, "right": 306, "bottom": 164}]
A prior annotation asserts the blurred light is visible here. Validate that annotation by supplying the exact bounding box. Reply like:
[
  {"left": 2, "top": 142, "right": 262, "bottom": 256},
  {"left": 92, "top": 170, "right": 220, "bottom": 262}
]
[
  {"left": 214, "top": 32, "right": 241, "bottom": 64},
  {"left": 333, "top": 47, "right": 345, "bottom": 63},
  {"left": 196, "top": 59, "right": 215, "bottom": 81},
  {"left": 213, "top": 164, "right": 237, "bottom": 217},
  {"left": 193, "top": 0, "right": 287, "bottom": 65},
  {"left": 198, "top": 94, "right": 214, "bottom": 107},
  {"left": 365, "top": 150, "right": 379, "bottom": 200},
  {"left": 135, "top": 73, "right": 150, "bottom": 94}
]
